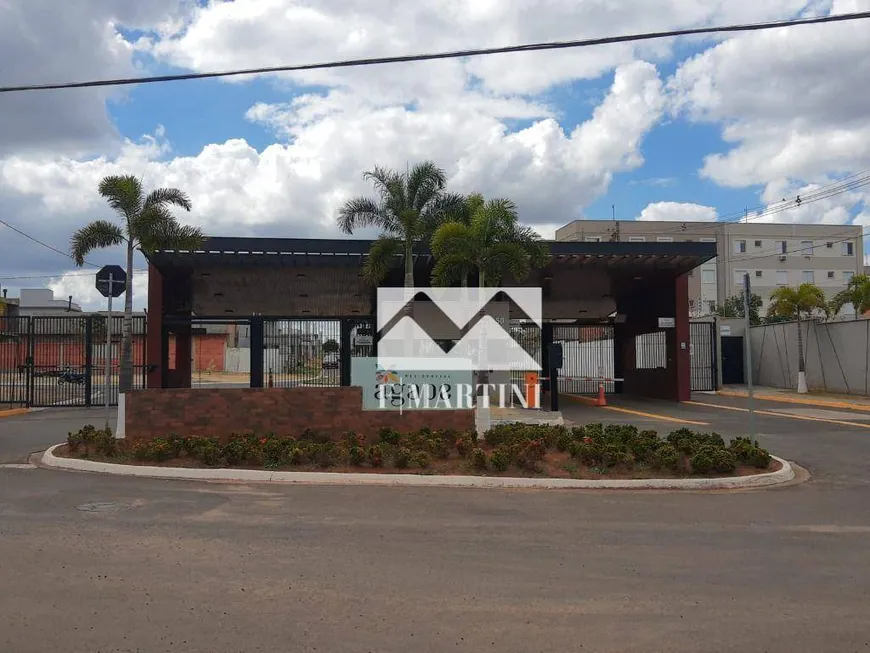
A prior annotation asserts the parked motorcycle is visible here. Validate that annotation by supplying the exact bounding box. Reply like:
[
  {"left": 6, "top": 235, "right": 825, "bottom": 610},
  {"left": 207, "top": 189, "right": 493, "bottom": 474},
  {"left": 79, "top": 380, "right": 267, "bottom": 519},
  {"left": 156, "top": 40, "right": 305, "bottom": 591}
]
[{"left": 57, "top": 369, "right": 86, "bottom": 385}]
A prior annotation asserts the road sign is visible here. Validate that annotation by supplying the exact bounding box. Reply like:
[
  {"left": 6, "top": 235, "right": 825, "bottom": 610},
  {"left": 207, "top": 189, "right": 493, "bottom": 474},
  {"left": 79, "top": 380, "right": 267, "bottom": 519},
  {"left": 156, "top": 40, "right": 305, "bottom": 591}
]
[{"left": 95, "top": 265, "right": 126, "bottom": 298}]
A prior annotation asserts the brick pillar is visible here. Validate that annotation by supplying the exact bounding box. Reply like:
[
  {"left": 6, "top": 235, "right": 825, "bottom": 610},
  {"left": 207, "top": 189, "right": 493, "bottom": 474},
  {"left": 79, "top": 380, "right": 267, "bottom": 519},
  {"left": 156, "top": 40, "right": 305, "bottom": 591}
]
[
  {"left": 674, "top": 274, "right": 691, "bottom": 401},
  {"left": 146, "top": 264, "right": 163, "bottom": 389}
]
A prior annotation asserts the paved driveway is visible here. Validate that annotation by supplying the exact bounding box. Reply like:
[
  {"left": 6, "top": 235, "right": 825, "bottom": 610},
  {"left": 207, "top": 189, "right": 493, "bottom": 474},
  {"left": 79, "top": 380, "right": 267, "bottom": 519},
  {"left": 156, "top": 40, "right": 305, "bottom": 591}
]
[{"left": 1, "top": 400, "right": 869, "bottom": 652}]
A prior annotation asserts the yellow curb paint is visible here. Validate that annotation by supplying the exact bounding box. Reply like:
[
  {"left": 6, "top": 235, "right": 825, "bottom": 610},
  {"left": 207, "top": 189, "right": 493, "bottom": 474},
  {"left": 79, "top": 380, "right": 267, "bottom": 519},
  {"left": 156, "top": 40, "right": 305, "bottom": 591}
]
[
  {"left": 687, "top": 400, "right": 870, "bottom": 429},
  {"left": 0, "top": 408, "right": 29, "bottom": 418},
  {"left": 717, "top": 389, "right": 870, "bottom": 413},
  {"left": 563, "top": 394, "right": 709, "bottom": 426}
]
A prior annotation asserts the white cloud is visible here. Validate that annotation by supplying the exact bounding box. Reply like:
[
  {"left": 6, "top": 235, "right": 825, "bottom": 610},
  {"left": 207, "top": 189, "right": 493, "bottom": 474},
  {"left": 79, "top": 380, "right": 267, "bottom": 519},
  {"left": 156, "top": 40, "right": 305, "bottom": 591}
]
[
  {"left": 48, "top": 270, "right": 149, "bottom": 312},
  {"left": 669, "top": 0, "right": 870, "bottom": 195},
  {"left": 637, "top": 201, "right": 717, "bottom": 222},
  {"left": 0, "top": 61, "right": 666, "bottom": 239}
]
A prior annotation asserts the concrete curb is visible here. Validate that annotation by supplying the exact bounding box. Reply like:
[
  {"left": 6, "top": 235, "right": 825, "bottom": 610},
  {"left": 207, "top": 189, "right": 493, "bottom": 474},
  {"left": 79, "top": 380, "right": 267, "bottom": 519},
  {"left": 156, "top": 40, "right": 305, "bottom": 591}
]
[
  {"left": 0, "top": 408, "right": 29, "bottom": 419},
  {"left": 40, "top": 445, "right": 795, "bottom": 490},
  {"left": 717, "top": 389, "right": 870, "bottom": 412}
]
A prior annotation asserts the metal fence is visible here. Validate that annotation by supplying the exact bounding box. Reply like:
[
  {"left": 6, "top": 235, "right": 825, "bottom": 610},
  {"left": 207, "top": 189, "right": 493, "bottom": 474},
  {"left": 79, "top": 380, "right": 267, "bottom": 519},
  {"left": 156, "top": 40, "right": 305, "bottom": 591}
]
[
  {"left": 555, "top": 325, "right": 615, "bottom": 395},
  {"left": 689, "top": 321, "right": 717, "bottom": 391},
  {"left": 0, "top": 315, "right": 147, "bottom": 407}
]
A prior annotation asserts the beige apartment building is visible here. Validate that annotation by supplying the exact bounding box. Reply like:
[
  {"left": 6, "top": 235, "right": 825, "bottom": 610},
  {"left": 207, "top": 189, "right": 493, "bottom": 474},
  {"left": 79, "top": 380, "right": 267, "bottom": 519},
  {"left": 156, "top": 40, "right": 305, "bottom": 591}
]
[{"left": 556, "top": 220, "right": 864, "bottom": 317}]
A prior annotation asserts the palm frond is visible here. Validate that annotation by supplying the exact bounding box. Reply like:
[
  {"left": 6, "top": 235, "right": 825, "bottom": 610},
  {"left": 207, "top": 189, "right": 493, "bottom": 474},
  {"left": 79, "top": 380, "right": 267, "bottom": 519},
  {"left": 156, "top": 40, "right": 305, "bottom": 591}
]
[
  {"left": 430, "top": 221, "right": 472, "bottom": 259},
  {"left": 407, "top": 161, "right": 446, "bottom": 211},
  {"left": 420, "top": 192, "right": 467, "bottom": 236},
  {"left": 137, "top": 207, "right": 205, "bottom": 253},
  {"left": 98, "top": 175, "right": 143, "bottom": 224},
  {"left": 431, "top": 253, "right": 474, "bottom": 287},
  {"left": 362, "top": 236, "right": 403, "bottom": 284},
  {"left": 142, "top": 187, "right": 192, "bottom": 213},
  {"left": 70, "top": 220, "right": 125, "bottom": 267},
  {"left": 363, "top": 166, "right": 404, "bottom": 205},
  {"left": 485, "top": 242, "right": 530, "bottom": 285},
  {"left": 337, "top": 197, "right": 394, "bottom": 235}
]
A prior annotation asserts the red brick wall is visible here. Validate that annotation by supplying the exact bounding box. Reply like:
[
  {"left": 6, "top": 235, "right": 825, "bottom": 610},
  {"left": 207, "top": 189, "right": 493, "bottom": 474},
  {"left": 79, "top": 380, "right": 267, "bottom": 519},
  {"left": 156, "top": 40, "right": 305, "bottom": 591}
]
[
  {"left": 0, "top": 336, "right": 146, "bottom": 369},
  {"left": 125, "top": 387, "right": 475, "bottom": 442},
  {"left": 192, "top": 334, "right": 226, "bottom": 372}
]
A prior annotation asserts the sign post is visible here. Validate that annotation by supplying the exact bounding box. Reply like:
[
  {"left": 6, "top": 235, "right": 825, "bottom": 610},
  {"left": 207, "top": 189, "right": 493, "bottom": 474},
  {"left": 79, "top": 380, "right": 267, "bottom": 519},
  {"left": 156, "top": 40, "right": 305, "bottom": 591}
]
[
  {"left": 743, "top": 273, "right": 754, "bottom": 439},
  {"left": 95, "top": 265, "right": 127, "bottom": 433}
]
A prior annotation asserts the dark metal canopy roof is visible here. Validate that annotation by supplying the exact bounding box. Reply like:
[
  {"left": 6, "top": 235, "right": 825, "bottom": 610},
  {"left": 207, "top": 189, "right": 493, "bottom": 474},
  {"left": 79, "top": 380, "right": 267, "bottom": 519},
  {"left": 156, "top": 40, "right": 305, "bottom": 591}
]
[{"left": 147, "top": 236, "right": 716, "bottom": 278}]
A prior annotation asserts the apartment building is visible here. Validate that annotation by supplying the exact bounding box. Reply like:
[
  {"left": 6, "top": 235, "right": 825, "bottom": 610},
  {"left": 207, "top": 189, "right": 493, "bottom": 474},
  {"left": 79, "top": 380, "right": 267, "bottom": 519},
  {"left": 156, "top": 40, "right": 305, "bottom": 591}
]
[{"left": 555, "top": 220, "right": 864, "bottom": 317}]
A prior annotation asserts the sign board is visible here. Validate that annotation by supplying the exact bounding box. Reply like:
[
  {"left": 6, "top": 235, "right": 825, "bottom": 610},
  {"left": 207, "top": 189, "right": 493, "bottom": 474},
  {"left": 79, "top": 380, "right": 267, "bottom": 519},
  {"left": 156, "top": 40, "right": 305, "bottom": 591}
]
[
  {"left": 658, "top": 317, "right": 675, "bottom": 329},
  {"left": 95, "top": 265, "right": 127, "bottom": 298},
  {"left": 353, "top": 335, "right": 373, "bottom": 347},
  {"left": 350, "top": 357, "right": 473, "bottom": 411},
  {"left": 720, "top": 325, "right": 731, "bottom": 336}
]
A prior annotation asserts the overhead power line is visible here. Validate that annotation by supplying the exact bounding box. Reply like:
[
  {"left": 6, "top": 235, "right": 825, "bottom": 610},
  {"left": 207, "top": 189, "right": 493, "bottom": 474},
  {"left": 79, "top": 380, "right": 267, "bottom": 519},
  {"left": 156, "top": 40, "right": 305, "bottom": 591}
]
[
  {"left": 0, "top": 270, "right": 148, "bottom": 282},
  {"left": 1, "top": 12, "right": 869, "bottom": 94},
  {"left": 0, "top": 217, "right": 99, "bottom": 268}
]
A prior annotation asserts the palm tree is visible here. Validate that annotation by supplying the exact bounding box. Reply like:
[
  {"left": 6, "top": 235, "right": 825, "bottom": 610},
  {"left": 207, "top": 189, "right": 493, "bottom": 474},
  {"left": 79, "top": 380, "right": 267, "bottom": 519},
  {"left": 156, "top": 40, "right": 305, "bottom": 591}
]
[
  {"left": 429, "top": 193, "right": 548, "bottom": 288},
  {"left": 337, "top": 162, "right": 461, "bottom": 287},
  {"left": 829, "top": 274, "right": 870, "bottom": 317},
  {"left": 71, "top": 175, "right": 203, "bottom": 394},
  {"left": 767, "top": 283, "right": 828, "bottom": 394}
]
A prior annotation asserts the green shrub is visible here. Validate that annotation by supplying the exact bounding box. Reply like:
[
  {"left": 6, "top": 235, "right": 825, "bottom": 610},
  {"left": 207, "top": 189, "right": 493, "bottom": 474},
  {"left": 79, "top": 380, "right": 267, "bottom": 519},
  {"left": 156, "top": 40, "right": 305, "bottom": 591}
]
[
  {"left": 689, "top": 445, "right": 735, "bottom": 474},
  {"left": 513, "top": 438, "right": 546, "bottom": 470},
  {"left": 367, "top": 444, "right": 385, "bottom": 468},
  {"left": 456, "top": 433, "right": 476, "bottom": 457},
  {"left": 471, "top": 448, "right": 487, "bottom": 471},
  {"left": 650, "top": 443, "right": 680, "bottom": 471},
  {"left": 412, "top": 451, "right": 431, "bottom": 469},
  {"left": 313, "top": 442, "right": 339, "bottom": 468},
  {"left": 729, "top": 437, "right": 772, "bottom": 468},
  {"left": 348, "top": 445, "right": 366, "bottom": 467},
  {"left": 602, "top": 443, "right": 632, "bottom": 468},
  {"left": 582, "top": 423, "right": 604, "bottom": 441},
  {"left": 131, "top": 437, "right": 175, "bottom": 462},
  {"left": 223, "top": 434, "right": 261, "bottom": 466},
  {"left": 186, "top": 437, "right": 223, "bottom": 466},
  {"left": 378, "top": 427, "right": 402, "bottom": 446},
  {"left": 629, "top": 430, "right": 661, "bottom": 462},
  {"left": 555, "top": 431, "right": 573, "bottom": 453},
  {"left": 490, "top": 447, "right": 512, "bottom": 472},
  {"left": 300, "top": 428, "right": 330, "bottom": 444},
  {"left": 261, "top": 437, "right": 295, "bottom": 468},
  {"left": 393, "top": 446, "right": 411, "bottom": 469},
  {"left": 425, "top": 433, "right": 451, "bottom": 460}
]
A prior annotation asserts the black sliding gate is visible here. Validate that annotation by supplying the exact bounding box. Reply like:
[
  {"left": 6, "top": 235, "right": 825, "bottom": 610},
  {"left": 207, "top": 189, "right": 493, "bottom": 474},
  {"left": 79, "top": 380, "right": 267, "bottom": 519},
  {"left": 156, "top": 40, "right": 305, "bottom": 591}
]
[
  {"left": 0, "top": 315, "right": 146, "bottom": 408},
  {"left": 689, "top": 321, "right": 717, "bottom": 392}
]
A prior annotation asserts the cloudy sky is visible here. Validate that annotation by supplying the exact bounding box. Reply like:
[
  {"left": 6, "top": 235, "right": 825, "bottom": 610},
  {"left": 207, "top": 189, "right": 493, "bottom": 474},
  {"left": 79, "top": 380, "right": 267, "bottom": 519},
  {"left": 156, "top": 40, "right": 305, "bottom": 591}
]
[{"left": 1, "top": 0, "right": 869, "bottom": 310}]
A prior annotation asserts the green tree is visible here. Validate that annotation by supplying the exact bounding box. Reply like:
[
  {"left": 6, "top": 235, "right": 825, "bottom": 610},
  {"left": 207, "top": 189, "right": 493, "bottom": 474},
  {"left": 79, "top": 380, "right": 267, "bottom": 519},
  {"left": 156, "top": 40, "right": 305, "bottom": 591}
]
[
  {"left": 337, "top": 162, "right": 461, "bottom": 287},
  {"left": 71, "top": 175, "right": 204, "bottom": 392},
  {"left": 322, "top": 339, "right": 339, "bottom": 354},
  {"left": 767, "top": 283, "right": 828, "bottom": 393},
  {"left": 429, "top": 193, "right": 548, "bottom": 288},
  {"left": 829, "top": 274, "right": 870, "bottom": 316},
  {"left": 715, "top": 292, "right": 763, "bottom": 326}
]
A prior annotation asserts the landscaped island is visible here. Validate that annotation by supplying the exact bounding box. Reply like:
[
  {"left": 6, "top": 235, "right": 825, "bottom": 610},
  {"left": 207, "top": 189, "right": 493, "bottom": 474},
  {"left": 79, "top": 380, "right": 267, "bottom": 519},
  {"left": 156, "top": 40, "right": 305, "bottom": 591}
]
[{"left": 57, "top": 423, "right": 776, "bottom": 480}]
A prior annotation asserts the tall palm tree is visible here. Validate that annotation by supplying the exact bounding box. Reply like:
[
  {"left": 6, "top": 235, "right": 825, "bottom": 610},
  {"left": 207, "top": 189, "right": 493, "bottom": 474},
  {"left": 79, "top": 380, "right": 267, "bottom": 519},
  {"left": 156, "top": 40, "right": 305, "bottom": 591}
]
[
  {"left": 71, "top": 175, "right": 204, "bottom": 394},
  {"left": 337, "top": 162, "right": 460, "bottom": 287},
  {"left": 430, "top": 193, "right": 548, "bottom": 288},
  {"left": 829, "top": 274, "right": 870, "bottom": 317},
  {"left": 768, "top": 283, "right": 828, "bottom": 394}
]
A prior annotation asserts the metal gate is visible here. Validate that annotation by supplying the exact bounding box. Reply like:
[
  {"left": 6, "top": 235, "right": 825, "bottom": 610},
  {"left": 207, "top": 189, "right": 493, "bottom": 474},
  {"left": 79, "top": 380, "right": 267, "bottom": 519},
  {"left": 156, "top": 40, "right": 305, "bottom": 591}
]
[
  {"left": 555, "top": 325, "right": 616, "bottom": 395},
  {"left": 689, "top": 321, "right": 717, "bottom": 391},
  {"left": 0, "top": 315, "right": 146, "bottom": 408}
]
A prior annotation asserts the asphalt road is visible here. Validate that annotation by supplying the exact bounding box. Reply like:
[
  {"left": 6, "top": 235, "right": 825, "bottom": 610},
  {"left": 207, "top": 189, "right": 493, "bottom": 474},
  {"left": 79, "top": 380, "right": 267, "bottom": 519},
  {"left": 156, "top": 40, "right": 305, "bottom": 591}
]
[{"left": 1, "top": 396, "right": 869, "bottom": 652}]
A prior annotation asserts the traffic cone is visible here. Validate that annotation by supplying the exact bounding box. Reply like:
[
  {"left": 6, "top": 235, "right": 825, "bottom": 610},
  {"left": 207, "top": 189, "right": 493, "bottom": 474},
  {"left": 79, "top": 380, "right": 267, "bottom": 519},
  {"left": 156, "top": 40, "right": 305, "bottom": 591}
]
[{"left": 595, "top": 382, "right": 607, "bottom": 407}]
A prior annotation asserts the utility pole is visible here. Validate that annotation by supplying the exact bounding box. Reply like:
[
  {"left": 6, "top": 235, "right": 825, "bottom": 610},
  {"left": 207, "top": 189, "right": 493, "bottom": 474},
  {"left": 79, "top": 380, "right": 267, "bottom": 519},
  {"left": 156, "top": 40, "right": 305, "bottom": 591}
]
[
  {"left": 611, "top": 205, "right": 620, "bottom": 241},
  {"left": 743, "top": 273, "right": 754, "bottom": 439}
]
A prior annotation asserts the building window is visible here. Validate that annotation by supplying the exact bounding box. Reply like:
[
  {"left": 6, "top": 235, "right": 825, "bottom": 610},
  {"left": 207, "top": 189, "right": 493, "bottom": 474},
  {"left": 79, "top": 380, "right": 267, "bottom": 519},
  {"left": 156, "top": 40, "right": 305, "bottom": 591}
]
[
  {"left": 844, "top": 271, "right": 854, "bottom": 283},
  {"left": 734, "top": 269, "right": 747, "bottom": 284},
  {"left": 734, "top": 240, "right": 747, "bottom": 254},
  {"left": 801, "top": 240, "right": 814, "bottom": 256},
  {"left": 628, "top": 236, "right": 645, "bottom": 242},
  {"left": 802, "top": 270, "right": 815, "bottom": 284},
  {"left": 657, "top": 236, "right": 673, "bottom": 242},
  {"left": 708, "top": 300, "right": 717, "bottom": 313},
  {"left": 843, "top": 241, "right": 854, "bottom": 256},
  {"left": 779, "top": 241, "right": 788, "bottom": 254},
  {"left": 585, "top": 236, "right": 601, "bottom": 242},
  {"left": 776, "top": 270, "right": 788, "bottom": 286},
  {"left": 754, "top": 240, "right": 763, "bottom": 247},
  {"left": 827, "top": 242, "right": 834, "bottom": 248},
  {"left": 702, "top": 269, "right": 716, "bottom": 284},
  {"left": 755, "top": 270, "right": 763, "bottom": 278},
  {"left": 827, "top": 271, "right": 835, "bottom": 279}
]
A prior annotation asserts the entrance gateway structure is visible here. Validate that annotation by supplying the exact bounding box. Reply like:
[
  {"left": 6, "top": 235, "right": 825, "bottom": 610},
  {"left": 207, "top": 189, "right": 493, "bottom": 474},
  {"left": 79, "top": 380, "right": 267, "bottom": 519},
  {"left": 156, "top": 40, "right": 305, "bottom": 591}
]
[{"left": 128, "top": 237, "right": 715, "bottom": 440}]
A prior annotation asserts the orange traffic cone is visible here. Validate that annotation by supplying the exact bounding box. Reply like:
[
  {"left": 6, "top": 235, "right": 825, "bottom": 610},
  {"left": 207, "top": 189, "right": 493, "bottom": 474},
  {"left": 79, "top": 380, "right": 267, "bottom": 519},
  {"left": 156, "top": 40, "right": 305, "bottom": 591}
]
[{"left": 595, "top": 383, "right": 607, "bottom": 407}]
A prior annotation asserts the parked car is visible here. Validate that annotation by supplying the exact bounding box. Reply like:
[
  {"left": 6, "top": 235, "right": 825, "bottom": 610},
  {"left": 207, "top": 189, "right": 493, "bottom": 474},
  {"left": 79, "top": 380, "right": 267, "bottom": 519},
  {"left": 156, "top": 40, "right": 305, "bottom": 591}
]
[{"left": 321, "top": 353, "right": 339, "bottom": 369}]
